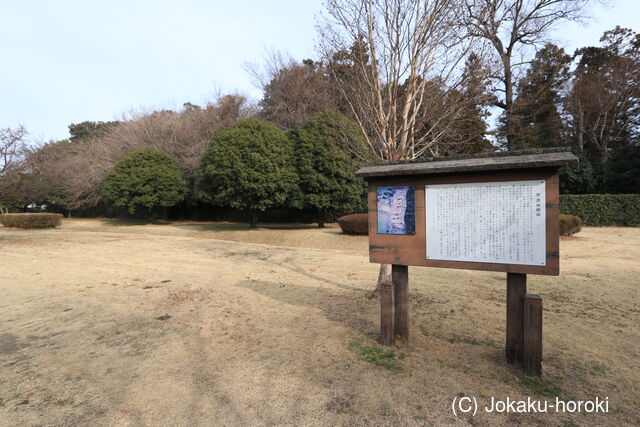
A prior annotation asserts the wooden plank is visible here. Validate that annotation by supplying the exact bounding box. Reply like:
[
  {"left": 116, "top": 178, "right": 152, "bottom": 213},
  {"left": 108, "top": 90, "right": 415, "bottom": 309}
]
[
  {"left": 379, "top": 281, "right": 394, "bottom": 346},
  {"left": 367, "top": 168, "right": 560, "bottom": 276},
  {"left": 523, "top": 294, "right": 543, "bottom": 376},
  {"left": 356, "top": 151, "right": 578, "bottom": 178},
  {"left": 392, "top": 265, "right": 409, "bottom": 342},
  {"left": 506, "top": 273, "right": 527, "bottom": 364},
  {"left": 547, "top": 174, "right": 560, "bottom": 275}
]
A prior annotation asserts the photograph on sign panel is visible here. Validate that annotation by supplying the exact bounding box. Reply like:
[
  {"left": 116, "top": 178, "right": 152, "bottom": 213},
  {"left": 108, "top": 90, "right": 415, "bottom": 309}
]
[{"left": 377, "top": 186, "right": 415, "bottom": 235}]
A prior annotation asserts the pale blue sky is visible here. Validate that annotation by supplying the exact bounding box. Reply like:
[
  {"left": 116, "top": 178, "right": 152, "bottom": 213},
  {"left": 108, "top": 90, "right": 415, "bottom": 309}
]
[{"left": 1, "top": 0, "right": 638, "bottom": 142}]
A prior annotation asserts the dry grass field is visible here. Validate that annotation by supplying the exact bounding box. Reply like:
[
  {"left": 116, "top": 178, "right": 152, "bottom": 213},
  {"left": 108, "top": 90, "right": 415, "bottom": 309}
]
[{"left": 0, "top": 219, "right": 638, "bottom": 426}]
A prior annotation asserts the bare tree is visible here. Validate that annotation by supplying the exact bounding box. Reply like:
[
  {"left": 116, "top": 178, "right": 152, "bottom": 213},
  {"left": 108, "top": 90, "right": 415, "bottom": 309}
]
[
  {"left": 461, "top": 0, "right": 590, "bottom": 150},
  {"left": 318, "top": 0, "right": 482, "bottom": 295},
  {"left": 21, "top": 141, "right": 95, "bottom": 215},
  {"left": 244, "top": 49, "right": 297, "bottom": 90},
  {"left": 318, "top": 0, "right": 480, "bottom": 163},
  {"left": 95, "top": 93, "right": 253, "bottom": 174},
  {"left": 245, "top": 51, "right": 339, "bottom": 129},
  {"left": 27, "top": 94, "right": 256, "bottom": 215},
  {"left": 0, "top": 126, "right": 29, "bottom": 208}
]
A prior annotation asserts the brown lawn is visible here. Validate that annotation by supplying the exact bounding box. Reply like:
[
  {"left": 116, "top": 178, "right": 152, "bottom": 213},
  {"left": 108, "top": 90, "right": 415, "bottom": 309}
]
[{"left": 0, "top": 219, "right": 638, "bottom": 426}]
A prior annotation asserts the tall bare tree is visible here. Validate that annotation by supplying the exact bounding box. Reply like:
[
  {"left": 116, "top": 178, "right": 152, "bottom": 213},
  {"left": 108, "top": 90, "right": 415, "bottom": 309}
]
[
  {"left": 0, "top": 126, "right": 29, "bottom": 209},
  {"left": 462, "top": 0, "right": 590, "bottom": 150},
  {"left": 318, "top": 0, "right": 483, "bottom": 294},
  {"left": 245, "top": 51, "right": 339, "bottom": 129},
  {"left": 318, "top": 0, "right": 481, "bottom": 163}
]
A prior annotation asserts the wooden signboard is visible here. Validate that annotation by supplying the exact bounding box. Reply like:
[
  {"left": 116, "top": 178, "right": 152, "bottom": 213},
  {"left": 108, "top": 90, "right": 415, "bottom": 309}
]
[
  {"left": 355, "top": 149, "right": 578, "bottom": 375},
  {"left": 364, "top": 168, "right": 559, "bottom": 275},
  {"left": 357, "top": 150, "right": 578, "bottom": 276}
]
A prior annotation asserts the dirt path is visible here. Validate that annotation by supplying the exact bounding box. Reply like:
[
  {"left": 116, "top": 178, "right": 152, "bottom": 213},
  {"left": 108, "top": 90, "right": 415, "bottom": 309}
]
[{"left": 0, "top": 220, "right": 638, "bottom": 426}]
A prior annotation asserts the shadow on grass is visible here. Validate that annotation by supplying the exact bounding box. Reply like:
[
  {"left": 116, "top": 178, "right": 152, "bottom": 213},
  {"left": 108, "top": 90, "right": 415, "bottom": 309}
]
[
  {"left": 258, "top": 223, "right": 323, "bottom": 230},
  {"left": 173, "top": 222, "right": 330, "bottom": 232},
  {"left": 172, "top": 223, "right": 250, "bottom": 232},
  {"left": 98, "top": 218, "right": 342, "bottom": 233},
  {"left": 99, "top": 219, "right": 154, "bottom": 226},
  {"left": 325, "top": 229, "right": 355, "bottom": 236},
  {"left": 235, "top": 279, "right": 377, "bottom": 339}
]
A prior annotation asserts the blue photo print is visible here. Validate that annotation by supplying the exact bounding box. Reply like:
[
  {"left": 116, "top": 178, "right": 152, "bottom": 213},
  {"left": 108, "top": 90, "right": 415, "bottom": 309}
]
[{"left": 376, "top": 186, "right": 415, "bottom": 235}]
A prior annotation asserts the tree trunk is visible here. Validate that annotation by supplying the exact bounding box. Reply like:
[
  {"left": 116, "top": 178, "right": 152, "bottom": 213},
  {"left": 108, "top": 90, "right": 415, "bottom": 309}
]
[
  {"left": 318, "top": 208, "right": 327, "bottom": 228},
  {"left": 249, "top": 209, "right": 257, "bottom": 229},
  {"left": 576, "top": 109, "right": 585, "bottom": 153},
  {"left": 504, "top": 58, "right": 515, "bottom": 151},
  {"left": 599, "top": 145, "right": 609, "bottom": 164},
  {"left": 367, "top": 264, "right": 392, "bottom": 299},
  {"left": 67, "top": 210, "right": 72, "bottom": 218}
]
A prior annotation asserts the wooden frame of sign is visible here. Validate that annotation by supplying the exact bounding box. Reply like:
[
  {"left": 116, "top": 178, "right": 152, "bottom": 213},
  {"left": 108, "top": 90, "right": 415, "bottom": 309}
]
[{"left": 356, "top": 149, "right": 578, "bottom": 376}]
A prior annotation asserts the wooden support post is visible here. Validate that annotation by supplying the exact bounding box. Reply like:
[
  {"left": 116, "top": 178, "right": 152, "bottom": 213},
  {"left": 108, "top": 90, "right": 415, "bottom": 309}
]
[
  {"left": 523, "top": 294, "right": 543, "bottom": 376},
  {"left": 379, "top": 281, "right": 394, "bottom": 346},
  {"left": 506, "top": 272, "right": 527, "bottom": 364},
  {"left": 392, "top": 264, "right": 409, "bottom": 342}
]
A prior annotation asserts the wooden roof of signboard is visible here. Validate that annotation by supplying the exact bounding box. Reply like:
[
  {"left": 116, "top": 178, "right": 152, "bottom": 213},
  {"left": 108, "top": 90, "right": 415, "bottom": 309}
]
[{"left": 355, "top": 148, "right": 578, "bottom": 179}]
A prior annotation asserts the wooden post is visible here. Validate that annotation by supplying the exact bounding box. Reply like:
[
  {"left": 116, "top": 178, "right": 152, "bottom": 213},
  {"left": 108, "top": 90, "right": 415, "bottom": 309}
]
[
  {"left": 523, "top": 294, "right": 543, "bottom": 376},
  {"left": 379, "top": 281, "right": 394, "bottom": 346},
  {"left": 506, "top": 272, "right": 527, "bottom": 364},
  {"left": 392, "top": 264, "right": 409, "bottom": 342}
]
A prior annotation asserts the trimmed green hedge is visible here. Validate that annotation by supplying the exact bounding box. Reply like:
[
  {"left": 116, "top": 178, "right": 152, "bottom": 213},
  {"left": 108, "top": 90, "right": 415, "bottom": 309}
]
[
  {"left": 0, "top": 213, "right": 63, "bottom": 229},
  {"left": 560, "top": 194, "right": 640, "bottom": 226}
]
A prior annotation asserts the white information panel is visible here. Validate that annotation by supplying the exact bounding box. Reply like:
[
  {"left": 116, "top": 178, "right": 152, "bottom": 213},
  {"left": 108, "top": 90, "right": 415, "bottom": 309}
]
[{"left": 425, "top": 180, "right": 546, "bottom": 266}]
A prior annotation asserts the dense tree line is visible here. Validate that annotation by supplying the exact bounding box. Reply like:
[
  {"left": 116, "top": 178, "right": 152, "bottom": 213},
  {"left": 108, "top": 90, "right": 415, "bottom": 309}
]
[
  {"left": 2, "top": 95, "right": 255, "bottom": 215},
  {"left": 486, "top": 26, "right": 640, "bottom": 194},
  {"left": 1, "top": 1, "right": 638, "bottom": 219},
  {"left": 254, "top": 26, "right": 638, "bottom": 194},
  {"left": 0, "top": 105, "right": 369, "bottom": 226}
]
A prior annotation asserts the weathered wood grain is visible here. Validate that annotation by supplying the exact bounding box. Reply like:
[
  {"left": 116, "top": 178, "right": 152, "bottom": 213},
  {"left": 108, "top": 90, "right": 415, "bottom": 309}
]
[
  {"left": 523, "top": 294, "right": 543, "bottom": 376},
  {"left": 392, "top": 265, "right": 409, "bottom": 342},
  {"left": 379, "top": 281, "right": 394, "bottom": 346},
  {"left": 506, "top": 273, "right": 527, "bottom": 364},
  {"left": 356, "top": 151, "right": 578, "bottom": 178}
]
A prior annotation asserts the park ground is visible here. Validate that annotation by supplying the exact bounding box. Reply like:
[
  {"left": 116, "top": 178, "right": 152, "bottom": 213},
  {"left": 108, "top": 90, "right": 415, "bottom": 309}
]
[{"left": 0, "top": 219, "right": 638, "bottom": 426}]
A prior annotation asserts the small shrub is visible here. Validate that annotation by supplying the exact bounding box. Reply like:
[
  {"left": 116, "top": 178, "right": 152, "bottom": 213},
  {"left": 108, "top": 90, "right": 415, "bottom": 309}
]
[
  {"left": 560, "top": 194, "right": 640, "bottom": 226},
  {"left": 559, "top": 214, "right": 582, "bottom": 236},
  {"left": 337, "top": 214, "right": 368, "bottom": 235},
  {"left": 0, "top": 213, "right": 63, "bottom": 229}
]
